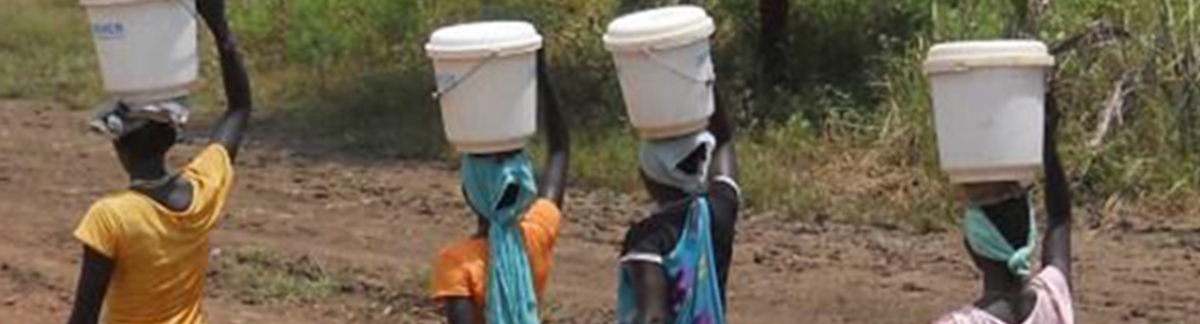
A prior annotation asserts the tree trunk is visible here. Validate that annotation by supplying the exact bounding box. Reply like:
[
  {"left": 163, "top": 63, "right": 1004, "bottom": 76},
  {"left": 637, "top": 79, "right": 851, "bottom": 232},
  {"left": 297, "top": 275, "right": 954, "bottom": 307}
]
[
  {"left": 759, "top": 0, "right": 788, "bottom": 83},
  {"left": 272, "top": 0, "right": 288, "bottom": 65}
]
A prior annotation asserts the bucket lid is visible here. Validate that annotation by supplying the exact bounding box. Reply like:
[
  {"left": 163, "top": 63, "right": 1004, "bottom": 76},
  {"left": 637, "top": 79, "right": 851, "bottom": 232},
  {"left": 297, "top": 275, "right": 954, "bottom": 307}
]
[
  {"left": 604, "top": 5, "right": 715, "bottom": 52},
  {"left": 425, "top": 21, "right": 543, "bottom": 59},
  {"left": 924, "top": 40, "right": 1055, "bottom": 74}
]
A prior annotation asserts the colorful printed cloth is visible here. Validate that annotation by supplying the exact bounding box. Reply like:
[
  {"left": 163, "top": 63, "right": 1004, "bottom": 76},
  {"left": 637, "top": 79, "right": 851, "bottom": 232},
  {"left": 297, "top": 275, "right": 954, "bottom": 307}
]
[{"left": 618, "top": 197, "right": 725, "bottom": 324}]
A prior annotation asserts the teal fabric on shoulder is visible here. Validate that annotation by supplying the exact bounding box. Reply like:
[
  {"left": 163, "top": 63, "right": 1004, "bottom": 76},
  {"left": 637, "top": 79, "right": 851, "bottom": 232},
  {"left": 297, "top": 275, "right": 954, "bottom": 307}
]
[
  {"left": 617, "top": 197, "right": 726, "bottom": 324},
  {"left": 461, "top": 151, "right": 540, "bottom": 324},
  {"left": 962, "top": 199, "right": 1038, "bottom": 279}
]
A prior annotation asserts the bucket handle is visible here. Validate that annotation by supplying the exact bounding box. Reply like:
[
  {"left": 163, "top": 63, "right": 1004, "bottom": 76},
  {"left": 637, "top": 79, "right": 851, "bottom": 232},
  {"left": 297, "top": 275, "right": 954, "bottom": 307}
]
[
  {"left": 432, "top": 50, "right": 501, "bottom": 100},
  {"left": 642, "top": 48, "right": 716, "bottom": 87}
]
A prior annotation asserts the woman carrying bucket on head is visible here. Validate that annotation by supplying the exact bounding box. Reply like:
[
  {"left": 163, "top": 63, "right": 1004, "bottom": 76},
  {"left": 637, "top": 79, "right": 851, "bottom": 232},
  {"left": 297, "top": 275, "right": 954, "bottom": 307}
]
[
  {"left": 616, "top": 101, "right": 739, "bottom": 324},
  {"left": 603, "top": 6, "right": 741, "bottom": 324},
  {"left": 424, "top": 21, "right": 570, "bottom": 324},
  {"left": 65, "top": 0, "right": 253, "bottom": 323},
  {"left": 923, "top": 41, "right": 1074, "bottom": 324}
]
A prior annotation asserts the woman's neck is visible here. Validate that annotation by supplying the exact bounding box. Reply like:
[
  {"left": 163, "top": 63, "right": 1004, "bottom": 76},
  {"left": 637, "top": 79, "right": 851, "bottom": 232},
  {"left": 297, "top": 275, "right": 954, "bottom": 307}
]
[
  {"left": 125, "top": 158, "right": 178, "bottom": 194},
  {"left": 976, "top": 272, "right": 1037, "bottom": 323},
  {"left": 126, "top": 158, "right": 170, "bottom": 182},
  {"left": 129, "top": 168, "right": 169, "bottom": 182},
  {"left": 981, "top": 270, "right": 1026, "bottom": 295},
  {"left": 474, "top": 218, "right": 489, "bottom": 238}
]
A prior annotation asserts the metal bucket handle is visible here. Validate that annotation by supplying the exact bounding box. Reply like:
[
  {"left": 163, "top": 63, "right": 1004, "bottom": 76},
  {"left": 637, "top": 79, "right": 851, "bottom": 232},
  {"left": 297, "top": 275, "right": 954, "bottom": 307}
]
[
  {"left": 432, "top": 50, "right": 502, "bottom": 100},
  {"left": 641, "top": 47, "right": 716, "bottom": 87}
]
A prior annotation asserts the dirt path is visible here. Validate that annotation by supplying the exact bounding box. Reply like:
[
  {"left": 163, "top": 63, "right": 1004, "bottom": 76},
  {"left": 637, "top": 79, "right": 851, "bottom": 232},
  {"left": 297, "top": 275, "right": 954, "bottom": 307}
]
[{"left": 1, "top": 101, "right": 1197, "bottom": 323}]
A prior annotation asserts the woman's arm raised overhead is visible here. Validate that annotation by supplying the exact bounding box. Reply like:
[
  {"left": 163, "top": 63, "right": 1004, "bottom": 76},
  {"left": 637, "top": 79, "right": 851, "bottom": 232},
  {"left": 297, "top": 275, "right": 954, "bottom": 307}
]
[
  {"left": 1041, "top": 80, "right": 1073, "bottom": 282},
  {"left": 197, "top": 0, "right": 253, "bottom": 162}
]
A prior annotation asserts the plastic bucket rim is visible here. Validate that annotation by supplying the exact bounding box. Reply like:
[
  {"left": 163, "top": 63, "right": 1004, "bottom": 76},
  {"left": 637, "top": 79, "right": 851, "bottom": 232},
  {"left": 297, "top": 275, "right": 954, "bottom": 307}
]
[
  {"left": 426, "top": 21, "right": 543, "bottom": 59},
  {"left": 924, "top": 55, "right": 1055, "bottom": 75},
  {"left": 604, "top": 18, "right": 715, "bottom": 53}
]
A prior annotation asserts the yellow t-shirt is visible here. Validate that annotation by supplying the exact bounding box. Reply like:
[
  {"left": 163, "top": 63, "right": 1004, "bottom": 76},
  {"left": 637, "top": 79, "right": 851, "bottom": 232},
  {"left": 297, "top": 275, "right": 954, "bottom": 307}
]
[
  {"left": 74, "top": 144, "right": 234, "bottom": 324},
  {"left": 430, "top": 199, "right": 561, "bottom": 316}
]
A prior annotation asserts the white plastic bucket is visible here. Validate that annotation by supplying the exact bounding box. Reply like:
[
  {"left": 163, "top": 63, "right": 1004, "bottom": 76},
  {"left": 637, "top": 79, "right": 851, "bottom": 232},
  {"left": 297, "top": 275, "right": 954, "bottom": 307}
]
[
  {"left": 924, "top": 40, "right": 1055, "bottom": 184},
  {"left": 604, "top": 6, "right": 716, "bottom": 139},
  {"left": 426, "top": 21, "right": 543, "bottom": 154},
  {"left": 83, "top": 0, "right": 199, "bottom": 103}
]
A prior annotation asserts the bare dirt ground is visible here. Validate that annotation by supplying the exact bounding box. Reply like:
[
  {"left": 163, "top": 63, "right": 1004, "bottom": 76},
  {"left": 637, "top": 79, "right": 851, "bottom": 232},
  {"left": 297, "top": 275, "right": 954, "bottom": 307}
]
[{"left": 1, "top": 101, "right": 1198, "bottom": 323}]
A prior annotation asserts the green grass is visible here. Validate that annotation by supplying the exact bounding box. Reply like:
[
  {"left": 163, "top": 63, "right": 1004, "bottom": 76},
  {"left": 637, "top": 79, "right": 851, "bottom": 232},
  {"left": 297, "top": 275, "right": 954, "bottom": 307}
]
[
  {"left": 5, "top": 0, "right": 1200, "bottom": 231},
  {"left": 215, "top": 247, "right": 343, "bottom": 303},
  {"left": 0, "top": 0, "right": 101, "bottom": 106},
  {"left": 211, "top": 246, "right": 440, "bottom": 320}
]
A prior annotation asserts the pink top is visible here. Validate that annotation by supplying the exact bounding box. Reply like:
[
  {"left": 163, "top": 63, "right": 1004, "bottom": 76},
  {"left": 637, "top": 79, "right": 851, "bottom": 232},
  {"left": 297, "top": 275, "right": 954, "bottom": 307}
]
[{"left": 934, "top": 266, "right": 1074, "bottom": 324}]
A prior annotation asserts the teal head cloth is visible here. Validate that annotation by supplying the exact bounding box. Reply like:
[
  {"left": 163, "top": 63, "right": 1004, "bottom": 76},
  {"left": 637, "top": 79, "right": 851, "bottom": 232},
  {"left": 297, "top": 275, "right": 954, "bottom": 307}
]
[
  {"left": 461, "top": 151, "right": 540, "bottom": 324},
  {"left": 637, "top": 131, "right": 717, "bottom": 194},
  {"left": 962, "top": 199, "right": 1038, "bottom": 280}
]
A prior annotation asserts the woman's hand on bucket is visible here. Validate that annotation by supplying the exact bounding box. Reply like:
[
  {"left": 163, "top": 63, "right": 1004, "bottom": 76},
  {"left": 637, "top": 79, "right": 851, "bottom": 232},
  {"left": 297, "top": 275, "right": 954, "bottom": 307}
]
[
  {"left": 536, "top": 49, "right": 570, "bottom": 207},
  {"left": 197, "top": 0, "right": 232, "bottom": 47},
  {"left": 708, "top": 86, "right": 737, "bottom": 182},
  {"left": 1045, "top": 81, "right": 1062, "bottom": 142}
]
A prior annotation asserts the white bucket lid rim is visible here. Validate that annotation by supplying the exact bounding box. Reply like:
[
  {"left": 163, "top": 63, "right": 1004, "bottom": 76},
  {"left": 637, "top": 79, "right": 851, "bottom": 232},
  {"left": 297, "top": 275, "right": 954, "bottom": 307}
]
[
  {"left": 604, "top": 6, "right": 715, "bottom": 52},
  {"left": 426, "top": 21, "right": 543, "bottom": 59},
  {"left": 924, "top": 40, "right": 1055, "bottom": 74},
  {"left": 81, "top": 0, "right": 185, "bottom": 7}
]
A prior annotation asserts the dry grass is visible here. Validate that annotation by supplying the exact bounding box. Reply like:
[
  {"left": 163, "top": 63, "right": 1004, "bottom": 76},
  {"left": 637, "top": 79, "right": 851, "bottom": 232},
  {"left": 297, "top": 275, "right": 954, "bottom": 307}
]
[{"left": 5, "top": 0, "right": 1200, "bottom": 232}]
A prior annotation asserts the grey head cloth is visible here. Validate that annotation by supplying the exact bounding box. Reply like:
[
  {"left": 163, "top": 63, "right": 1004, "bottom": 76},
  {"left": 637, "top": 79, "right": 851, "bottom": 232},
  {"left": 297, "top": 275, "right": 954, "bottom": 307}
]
[{"left": 90, "top": 97, "right": 191, "bottom": 139}]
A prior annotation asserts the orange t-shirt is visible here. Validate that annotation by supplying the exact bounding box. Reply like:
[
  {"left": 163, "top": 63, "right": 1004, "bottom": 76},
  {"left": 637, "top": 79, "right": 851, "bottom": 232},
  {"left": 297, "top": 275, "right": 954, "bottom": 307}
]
[{"left": 430, "top": 199, "right": 561, "bottom": 313}]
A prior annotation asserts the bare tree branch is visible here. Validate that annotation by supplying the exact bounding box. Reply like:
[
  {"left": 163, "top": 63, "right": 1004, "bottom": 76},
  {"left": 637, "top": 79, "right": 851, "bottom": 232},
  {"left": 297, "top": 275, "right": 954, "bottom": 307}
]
[
  {"left": 1025, "top": 0, "right": 1052, "bottom": 36},
  {"left": 1050, "top": 21, "right": 1131, "bottom": 56},
  {"left": 1089, "top": 72, "right": 1137, "bottom": 151}
]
